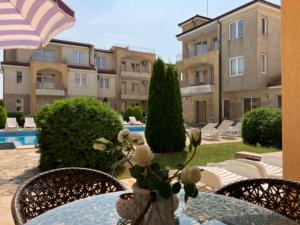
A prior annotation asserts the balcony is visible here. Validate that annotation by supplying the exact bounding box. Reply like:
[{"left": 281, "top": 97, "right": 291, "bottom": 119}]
[
  {"left": 35, "top": 83, "right": 66, "bottom": 96},
  {"left": 176, "top": 50, "right": 219, "bottom": 72},
  {"left": 181, "top": 84, "right": 214, "bottom": 96},
  {"left": 120, "top": 67, "right": 151, "bottom": 79},
  {"left": 121, "top": 91, "right": 148, "bottom": 100}
]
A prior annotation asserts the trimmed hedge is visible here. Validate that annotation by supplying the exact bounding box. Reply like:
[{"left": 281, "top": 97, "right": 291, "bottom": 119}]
[
  {"left": 36, "top": 97, "right": 123, "bottom": 171},
  {"left": 7, "top": 112, "right": 25, "bottom": 127},
  {"left": 124, "top": 106, "right": 134, "bottom": 122},
  {"left": 0, "top": 106, "right": 7, "bottom": 129},
  {"left": 133, "top": 106, "right": 143, "bottom": 122},
  {"left": 242, "top": 108, "right": 282, "bottom": 148}
]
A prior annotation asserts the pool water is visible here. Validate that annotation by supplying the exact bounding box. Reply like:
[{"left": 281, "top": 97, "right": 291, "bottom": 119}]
[
  {"left": 0, "top": 131, "right": 38, "bottom": 146},
  {"left": 127, "top": 126, "right": 145, "bottom": 133}
]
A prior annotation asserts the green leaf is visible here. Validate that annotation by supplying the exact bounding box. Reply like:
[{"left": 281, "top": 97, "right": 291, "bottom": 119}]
[
  {"left": 172, "top": 182, "right": 181, "bottom": 194},
  {"left": 158, "top": 181, "right": 172, "bottom": 199},
  {"left": 160, "top": 170, "right": 169, "bottom": 180},
  {"left": 147, "top": 177, "right": 160, "bottom": 190},
  {"left": 137, "top": 178, "right": 147, "bottom": 189},
  {"left": 184, "top": 193, "right": 189, "bottom": 203},
  {"left": 130, "top": 165, "right": 145, "bottom": 179},
  {"left": 150, "top": 163, "right": 160, "bottom": 173},
  {"left": 184, "top": 183, "right": 198, "bottom": 198}
]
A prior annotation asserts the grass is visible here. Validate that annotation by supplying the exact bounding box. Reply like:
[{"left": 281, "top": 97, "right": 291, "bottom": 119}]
[{"left": 116, "top": 142, "right": 281, "bottom": 179}]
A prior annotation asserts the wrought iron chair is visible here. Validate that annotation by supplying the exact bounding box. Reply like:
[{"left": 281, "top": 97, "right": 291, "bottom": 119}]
[
  {"left": 215, "top": 178, "right": 300, "bottom": 223},
  {"left": 11, "top": 167, "right": 126, "bottom": 225}
]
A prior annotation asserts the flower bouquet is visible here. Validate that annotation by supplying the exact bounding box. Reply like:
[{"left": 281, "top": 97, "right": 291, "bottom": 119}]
[{"left": 94, "top": 128, "right": 202, "bottom": 225}]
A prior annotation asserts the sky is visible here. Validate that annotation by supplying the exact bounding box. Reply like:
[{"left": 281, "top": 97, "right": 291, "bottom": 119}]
[{"left": 0, "top": 0, "right": 281, "bottom": 99}]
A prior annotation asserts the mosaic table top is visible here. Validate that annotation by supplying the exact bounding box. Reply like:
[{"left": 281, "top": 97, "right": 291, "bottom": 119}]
[{"left": 25, "top": 191, "right": 297, "bottom": 225}]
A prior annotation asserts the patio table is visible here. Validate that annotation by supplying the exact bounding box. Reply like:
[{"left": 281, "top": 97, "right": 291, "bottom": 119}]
[{"left": 24, "top": 191, "right": 297, "bottom": 225}]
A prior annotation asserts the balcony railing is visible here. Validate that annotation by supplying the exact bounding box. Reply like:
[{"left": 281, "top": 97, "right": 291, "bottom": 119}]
[
  {"left": 181, "top": 84, "right": 214, "bottom": 96},
  {"left": 31, "top": 56, "right": 67, "bottom": 64},
  {"left": 36, "top": 83, "right": 66, "bottom": 96},
  {"left": 120, "top": 67, "right": 151, "bottom": 79}
]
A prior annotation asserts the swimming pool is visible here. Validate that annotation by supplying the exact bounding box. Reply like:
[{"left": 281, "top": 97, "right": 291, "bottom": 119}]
[
  {"left": 127, "top": 126, "right": 145, "bottom": 133},
  {"left": 0, "top": 131, "right": 38, "bottom": 146}
]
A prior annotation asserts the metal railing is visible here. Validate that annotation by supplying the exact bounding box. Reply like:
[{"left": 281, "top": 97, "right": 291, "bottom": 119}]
[{"left": 36, "top": 82, "right": 65, "bottom": 90}]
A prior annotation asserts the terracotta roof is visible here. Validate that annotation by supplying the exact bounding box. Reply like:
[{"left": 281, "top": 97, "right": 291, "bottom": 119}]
[
  {"left": 68, "top": 65, "right": 95, "bottom": 71},
  {"left": 268, "top": 78, "right": 281, "bottom": 87},
  {"left": 178, "top": 15, "right": 211, "bottom": 26},
  {"left": 177, "top": 0, "right": 280, "bottom": 38},
  {"left": 97, "top": 69, "right": 117, "bottom": 75},
  {"left": 51, "top": 39, "right": 93, "bottom": 48},
  {"left": 1, "top": 61, "right": 30, "bottom": 67}
]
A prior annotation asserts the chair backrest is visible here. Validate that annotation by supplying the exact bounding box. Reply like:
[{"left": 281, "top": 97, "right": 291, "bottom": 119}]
[
  {"left": 6, "top": 117, "right": 18, "bottom": 127},
  {"left": 129, "top": 116, "right": 137, "bottom": 122},
  {"left": 261, "top": 155, "right": 283, "bottom": 168},
  {"left": 25, "top": 117, "right": 35, "bottom": 124},
  {"left": 201, "top": 123, "right": 218, "bottom": 131},
  {"left": 225, "top": 161, "right": 263, "bottom": 178},
  {"left": 215, "top": 178, "right": 300, "bottom": 222},
  {"left": 235, "top": 159, "right": 268, "bottom": 178},
  {"left": 217, "top": 120, "right": 235, "bottom": 131},
  {"left": 11, "top": 168, "right": 126, "bottom": 225}
]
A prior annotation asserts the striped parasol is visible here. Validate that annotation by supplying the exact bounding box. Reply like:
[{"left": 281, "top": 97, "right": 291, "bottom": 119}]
[{"left": 0, "top": 0, "right": 75, "bottom": 49}]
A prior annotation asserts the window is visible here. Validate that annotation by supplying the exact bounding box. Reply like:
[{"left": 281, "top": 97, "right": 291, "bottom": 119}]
[
  {"left": 99, "top": 78, "right": 109, "bottom": 89},
  {"left": 72, "top": 50, "right": 85, "bottom": 64},
  {"left": 195, "top": 71, "right": 200, "bottom": 85},
  {"left": 243, "top": 97, "right": 261, "bottom": 113},
  {"left": 196, "top": 41, "right": 208, "bottom": 56},
  {"left": 96, "top": 57, "right": 106, "bottom": 69},
  {"left": 262, "top": 17, "right": 268, "bottom": 35},
  {"left": 16, "top": 71, "right": 22, "bottom": 84},
  {"left": 75, "top": 74, "right": 87, "bottom": 87},
  {"left": 212, "top": 37, "right": 219, "bottom": 50},
  {"left": 33, "top": 49, "right": 55, "bottom": 62},
  {"left": 230, "top": 56, "right": 244, "bottom": 77},
  {"left": 230, "top": 20, "right": 244, "bottom": 40},
  {"left": 16, "top": 98, "right": 23, "bottom": 112},
  {"left": 261, "top": 54, "right": 267, "bottom": 73}
]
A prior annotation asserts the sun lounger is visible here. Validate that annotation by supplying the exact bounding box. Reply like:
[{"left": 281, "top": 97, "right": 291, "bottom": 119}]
[
  {"left": 201, "top": 123, "right": 218, "bottom": 140},
  {"left": 6, "top": 118, "right": 18, "bottom": 129},
  {"left": 216, "top": 120, "right": 235, "bottom": 138},
  {"left": 261, "top": 155, "right": 282, "bottom": 167},
  {"left": 223, "top": 122, "right": 242, "bottom": 138},
  {"left": 198, "top": 161, "right": 263, "bottom": 190},
  {"left": 24, "top": 117, "right": 36, "bottom": 128},
  {"left": 129, "top": 116, "right": 143, "bottom": 126},
  {"left": 235, "top": 158, "right": 282, "bottom": 179}
]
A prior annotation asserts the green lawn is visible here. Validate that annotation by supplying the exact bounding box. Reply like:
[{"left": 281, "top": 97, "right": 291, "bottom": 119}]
[{"left": 116, "top": 142, "right": 281, "bottom": 179}]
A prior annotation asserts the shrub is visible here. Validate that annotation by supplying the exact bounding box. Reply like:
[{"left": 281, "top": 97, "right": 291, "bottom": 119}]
[
  {"left": 7, "top": 112, "right": 25, "bottom": 127},
  {"left": 0, "top": 106, "right": 7, "bottom": 129},
  {"left": 133, "top": 106, "right": 143, "bottom": 122},
  {"left": 123, "top": 106, "right": 134, "bottom": 121},
  {"left": 145, "top": 59, "right": 186, "bottom": 153},
  {"left": 35, "top": 97, "right": 123, "bottom": 171},
  {"left": 242, "top": 108, "right": 282, "bottom": 148},
  {"left": 0, "top": 100, "right": 4, "bottom": 107}
]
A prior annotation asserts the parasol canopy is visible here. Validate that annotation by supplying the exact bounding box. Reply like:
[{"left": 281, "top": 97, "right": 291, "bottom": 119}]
[{"left": 0, "top": 0, "right": 75, "bottom": 49}]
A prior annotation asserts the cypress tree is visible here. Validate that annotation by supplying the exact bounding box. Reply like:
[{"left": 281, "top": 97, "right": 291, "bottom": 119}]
[{"left": 145, "top": 59, "right": 186, "bottom": 153}]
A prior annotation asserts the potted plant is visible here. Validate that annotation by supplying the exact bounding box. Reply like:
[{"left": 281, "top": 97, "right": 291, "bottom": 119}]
[{"left": 93, "top": 128, "right": 202, "bottom": 225}]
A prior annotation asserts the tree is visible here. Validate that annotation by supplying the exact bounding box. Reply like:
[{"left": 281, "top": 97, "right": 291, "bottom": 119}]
[{"left": 145, "top": 59, "right": 186, "bottom": 153}]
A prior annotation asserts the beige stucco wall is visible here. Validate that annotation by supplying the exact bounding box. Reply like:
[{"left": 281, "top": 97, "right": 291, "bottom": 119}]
[
  {"left": 97, "top": 74, "right": 117, "bottom": 98},
  {"left": 2, "top": 66, "right": 31, "bottom": 94},
  {"left": 282, "top": 0, "right": 300, "bottom": 181},
  {"left": 67, "top": 69, "right": 97, "bottom": 97},
  {"left": 62, "top": 45, "right": 90, "bottom": 66},
  {"left": 221, "top": 5, "right": 280, "bottom": 92},
  {"left": 95, "top": 52, "right": 115, "bottom": 70}
]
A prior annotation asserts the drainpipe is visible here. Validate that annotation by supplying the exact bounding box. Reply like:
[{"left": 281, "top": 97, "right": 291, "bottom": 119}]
[{"left": 217, "top": 19, "right": 223, "bottom": 123}]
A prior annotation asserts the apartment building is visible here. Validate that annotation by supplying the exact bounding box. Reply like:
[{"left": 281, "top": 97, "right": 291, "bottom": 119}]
[
  {"left": 1, "top": 39, "right": 155, "bottom": 115},
  {"left": 176, "top": 0, "right": 281, "bottom": 124}
]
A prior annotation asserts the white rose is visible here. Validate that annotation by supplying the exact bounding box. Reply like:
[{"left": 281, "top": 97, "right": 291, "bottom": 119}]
[
  {"left": 132, "top": 145, "right": 154, "bottom": 167},
  {"left": 181, "top": 166, "right": 202, "bottom": 184},
  {"left": 118, "top": 129, "right": 130, "bottom": 142},
  {"left": 129, "top": 133, "right": 144, "bottom": 145},
  {"left": 93, "top": 143, "right": 107, "bottom": 151},
  {"left": 96, "top": 137, "right": 112, "bottom": 145},
  {"left": 189, "top": 128, "right": 201, "bottom": 146}
]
